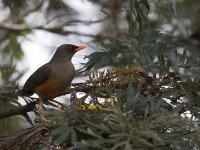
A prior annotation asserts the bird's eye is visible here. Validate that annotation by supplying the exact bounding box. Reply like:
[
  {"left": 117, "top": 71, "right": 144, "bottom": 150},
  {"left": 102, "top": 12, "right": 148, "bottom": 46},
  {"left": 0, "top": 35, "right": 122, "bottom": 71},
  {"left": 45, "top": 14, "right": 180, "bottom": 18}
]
[{"left": 67, "top": 46, "right": 73, "bottom": 50}]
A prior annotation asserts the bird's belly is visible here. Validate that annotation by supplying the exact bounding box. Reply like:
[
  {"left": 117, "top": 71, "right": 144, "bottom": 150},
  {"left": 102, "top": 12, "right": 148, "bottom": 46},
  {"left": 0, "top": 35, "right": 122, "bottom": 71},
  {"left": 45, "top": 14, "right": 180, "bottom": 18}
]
[
  {"left": 35, "top": 81, "right": 67, "bottom": 100},
  {"left": 35, "top": 64, "right": 75, "bottom": 100}
]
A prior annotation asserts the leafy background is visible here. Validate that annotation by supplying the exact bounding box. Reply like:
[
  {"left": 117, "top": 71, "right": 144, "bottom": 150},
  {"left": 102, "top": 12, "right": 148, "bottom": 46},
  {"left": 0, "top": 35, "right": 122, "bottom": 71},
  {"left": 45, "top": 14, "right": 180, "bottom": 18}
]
[{"left": 0, "top": 0, "right": 200, "bottom": 149}]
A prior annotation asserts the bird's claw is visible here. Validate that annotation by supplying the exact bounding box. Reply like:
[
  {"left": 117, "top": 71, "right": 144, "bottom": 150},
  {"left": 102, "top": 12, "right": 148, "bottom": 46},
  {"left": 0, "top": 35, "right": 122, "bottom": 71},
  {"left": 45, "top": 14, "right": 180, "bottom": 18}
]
[{"left": 34, "top": 103, "right": 44, "bottom": 114}]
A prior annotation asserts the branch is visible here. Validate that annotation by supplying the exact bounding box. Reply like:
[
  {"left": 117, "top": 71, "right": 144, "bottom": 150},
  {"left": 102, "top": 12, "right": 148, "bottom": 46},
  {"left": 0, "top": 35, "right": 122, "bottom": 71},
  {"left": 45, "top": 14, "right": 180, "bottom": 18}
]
[
  {"left": 44, "top": 15, "right": 107, "bottom": 26},
  {"left": 0, "top": 83, "right": 93, "bottom": 120},
  {"left": 0, "top": 22, "right": 121, "bottom": 42},
  {"left": 0, "top": 125, "right": 49, "bottom": 149},
  {"left": 0, "top": 66, "right": 145, "bottom": 120},
  {"left": 0, "top": 102, "right": 36, "bottom": 119},
  {"left": 14, "top": 0, "right": 44, "bottom": 23}
]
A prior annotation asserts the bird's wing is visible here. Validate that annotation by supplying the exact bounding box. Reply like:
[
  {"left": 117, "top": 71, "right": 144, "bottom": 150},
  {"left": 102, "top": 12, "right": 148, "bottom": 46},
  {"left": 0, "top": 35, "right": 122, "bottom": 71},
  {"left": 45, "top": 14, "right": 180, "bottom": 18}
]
[{"left": 22, "top": 63, "right": 52, "bottom": 96}]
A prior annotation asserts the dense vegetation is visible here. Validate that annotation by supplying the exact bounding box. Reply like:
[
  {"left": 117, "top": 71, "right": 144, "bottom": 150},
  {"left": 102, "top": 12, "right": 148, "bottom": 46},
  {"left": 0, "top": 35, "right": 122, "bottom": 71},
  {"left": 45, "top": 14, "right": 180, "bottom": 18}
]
[{"left": 0, "top": 0, "right": 200, "bottom": 149}]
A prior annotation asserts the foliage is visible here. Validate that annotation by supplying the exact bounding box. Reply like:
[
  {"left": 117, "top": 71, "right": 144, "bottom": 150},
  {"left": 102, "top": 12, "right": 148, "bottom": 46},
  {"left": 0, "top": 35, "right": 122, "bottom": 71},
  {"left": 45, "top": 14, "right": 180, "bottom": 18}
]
[
  {"left": 1, "top": 0, "right": 200, "bottom": 149},
  {"left": 33, "top": 67, "right": 200, "bottom": 149}
]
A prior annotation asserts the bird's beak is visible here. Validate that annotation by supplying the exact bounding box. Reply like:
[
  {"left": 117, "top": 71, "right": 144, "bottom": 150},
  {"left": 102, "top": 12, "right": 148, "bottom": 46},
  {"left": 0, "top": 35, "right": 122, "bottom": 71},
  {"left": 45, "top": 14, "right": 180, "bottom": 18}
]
[{"left": 75, "top": 46, "right": 87, "bottom": 51}]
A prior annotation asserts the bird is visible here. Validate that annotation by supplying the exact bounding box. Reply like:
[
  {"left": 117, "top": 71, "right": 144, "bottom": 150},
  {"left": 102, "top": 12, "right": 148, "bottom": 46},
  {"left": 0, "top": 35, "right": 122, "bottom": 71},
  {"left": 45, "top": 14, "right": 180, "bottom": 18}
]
[{"left": 21, "top": 44, "right": 87, "bottom": 111}]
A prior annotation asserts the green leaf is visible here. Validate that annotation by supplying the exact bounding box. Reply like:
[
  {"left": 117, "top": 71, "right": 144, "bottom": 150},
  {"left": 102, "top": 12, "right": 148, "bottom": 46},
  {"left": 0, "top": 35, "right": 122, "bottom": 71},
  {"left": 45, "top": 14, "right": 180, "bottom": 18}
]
[
  {"left": 87, "top": 128, "right": 103, "bottom": 139},
  {"left": 106, "top": 43, "right": 128, "bottom": 51},
  {"left": 179, "top": 49, "right": 187, "bottom": 64},
  {"left": 125, "top": 142, "right": 132, "bottom": 150},
  {"left": 70, "top": 128, "right": 77, "bottom": 143},
  {"left": 112, "top": 141, "right": 127, "bottom": 149},
  {"left": 55, "top": 129, "right": 71, "bottom": 145},
  {"left": 81, "top": 44, "right": 127, "bottom": 72},
  {"left": 159, "top": 77, "right": 172, "bottom": 86},
  {"left": 52, "top": 125, "right": 67, "bottom": 135},
  {"left": 127, "top": 83, "right": 134, "bottom": 102},
  {"left": 166, "top": 131, "right": 196, "bottom": 140},
  {"left": 141, "top": 0, "right": 150, "bottom": 13}
]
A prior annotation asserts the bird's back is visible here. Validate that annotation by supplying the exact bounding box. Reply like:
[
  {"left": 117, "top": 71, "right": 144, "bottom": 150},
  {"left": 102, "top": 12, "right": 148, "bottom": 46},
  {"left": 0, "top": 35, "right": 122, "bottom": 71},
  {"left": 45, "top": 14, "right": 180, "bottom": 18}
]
[
  {"left": 22, "top": 63, "right": 52, "bottom": 96},
  {"left": 22, "top": 61, "right": 75, "bottom": 100}
]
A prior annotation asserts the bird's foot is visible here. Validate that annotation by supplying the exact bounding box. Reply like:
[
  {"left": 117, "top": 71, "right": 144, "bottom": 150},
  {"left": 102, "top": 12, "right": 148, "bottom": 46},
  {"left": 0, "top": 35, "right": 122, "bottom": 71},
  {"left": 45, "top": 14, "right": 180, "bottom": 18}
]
[
  {"left": 34, "top": 104, "right": 49, "bottom": 125},
  {"left": 34, "top": 103, "right": 44, "bottom": 114},
  {"left": 34, "top": 104, "right": 61, "bottom": 127}
]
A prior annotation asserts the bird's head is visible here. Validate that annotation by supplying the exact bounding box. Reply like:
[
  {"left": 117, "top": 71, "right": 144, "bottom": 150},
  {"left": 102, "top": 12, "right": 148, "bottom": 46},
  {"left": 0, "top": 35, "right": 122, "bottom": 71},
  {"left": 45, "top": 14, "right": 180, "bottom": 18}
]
[{"left": 50, "top": 44, "right": 87, "bottom": 63}]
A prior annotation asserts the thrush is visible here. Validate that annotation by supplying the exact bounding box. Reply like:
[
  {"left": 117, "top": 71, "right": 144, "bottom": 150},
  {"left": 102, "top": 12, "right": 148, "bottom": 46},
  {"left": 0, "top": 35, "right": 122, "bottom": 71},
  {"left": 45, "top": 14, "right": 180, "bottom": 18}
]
[{"left": 21, "top": 44, "right": 86, "bottom": 111}]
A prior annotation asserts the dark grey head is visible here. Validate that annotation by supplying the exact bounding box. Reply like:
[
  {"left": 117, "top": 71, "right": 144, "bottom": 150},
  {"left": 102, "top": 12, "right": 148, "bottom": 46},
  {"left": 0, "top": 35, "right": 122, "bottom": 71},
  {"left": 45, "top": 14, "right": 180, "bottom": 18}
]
[{"left": 50, "top": 44, "right": 86, "bottom": 63}]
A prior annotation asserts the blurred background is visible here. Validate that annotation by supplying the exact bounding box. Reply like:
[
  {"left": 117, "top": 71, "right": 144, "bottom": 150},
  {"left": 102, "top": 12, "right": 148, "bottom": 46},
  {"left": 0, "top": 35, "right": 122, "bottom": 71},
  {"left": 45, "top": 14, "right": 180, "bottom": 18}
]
[
  {"left": 0, "top": 0, "right": 105, "bottom": 135},
  {"left": 0, "top": 0, "right": 200, "bottom": 137}
]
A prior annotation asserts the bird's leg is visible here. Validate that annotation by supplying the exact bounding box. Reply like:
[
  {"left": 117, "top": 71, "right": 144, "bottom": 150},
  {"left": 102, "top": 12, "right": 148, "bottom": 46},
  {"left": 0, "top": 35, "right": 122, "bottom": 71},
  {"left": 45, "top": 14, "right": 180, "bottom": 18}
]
[
  {"left": 39, "top": 98, "right": 44, "bottom": 112},
  {"left": 34, "top": 98, "right": 50, "bottom": 124},
  {"left": 35, "top": 98, "right": 44, "bottom": 113}
]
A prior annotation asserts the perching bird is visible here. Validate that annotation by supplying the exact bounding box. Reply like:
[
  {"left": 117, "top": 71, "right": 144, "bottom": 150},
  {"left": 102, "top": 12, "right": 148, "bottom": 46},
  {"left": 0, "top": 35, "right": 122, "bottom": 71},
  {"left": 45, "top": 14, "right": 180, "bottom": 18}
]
[{"left": 21, "top": 44, "right": 87, "bottom": 110}]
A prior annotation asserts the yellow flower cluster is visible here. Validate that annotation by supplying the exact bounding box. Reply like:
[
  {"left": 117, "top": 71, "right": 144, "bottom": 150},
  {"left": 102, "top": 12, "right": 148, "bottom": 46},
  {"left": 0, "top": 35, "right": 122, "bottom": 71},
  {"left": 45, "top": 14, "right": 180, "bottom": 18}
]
[{"left": 75, "top": 96, "right": 117, "bottom": 110}]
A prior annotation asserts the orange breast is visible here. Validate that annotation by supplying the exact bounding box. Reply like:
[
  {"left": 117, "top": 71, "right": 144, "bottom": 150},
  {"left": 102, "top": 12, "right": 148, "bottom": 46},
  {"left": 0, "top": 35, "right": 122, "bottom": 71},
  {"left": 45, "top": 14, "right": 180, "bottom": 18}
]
[
  {"left": 34, "top": 62, "right": 75, "bottom": 101},
  {"left": 35, "top": 79, "right": 67, "bottom": 100}
]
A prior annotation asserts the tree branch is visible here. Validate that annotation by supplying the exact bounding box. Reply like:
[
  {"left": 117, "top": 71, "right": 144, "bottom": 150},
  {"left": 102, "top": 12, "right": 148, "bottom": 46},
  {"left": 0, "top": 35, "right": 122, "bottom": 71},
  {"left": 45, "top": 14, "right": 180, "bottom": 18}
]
[
  {"left": 14, "top": 0, "right": 44, "bottom": 23},
  {"left": 0, "top": 83, "right": 93, "bottom": 120},
  {"left": 0, "top": 22, "right": 121, "bottom": 42},
  {"left": 0, "top": 125, "right": 49, "bottom": 150},
  {"left": 0, "top": 102, "right": 36, "bottom": 119}
]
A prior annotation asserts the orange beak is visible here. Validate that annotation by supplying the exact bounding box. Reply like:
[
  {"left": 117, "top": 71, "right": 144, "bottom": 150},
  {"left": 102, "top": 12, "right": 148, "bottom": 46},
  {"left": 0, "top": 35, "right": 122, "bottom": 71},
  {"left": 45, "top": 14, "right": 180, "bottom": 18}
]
[{"left": 75, "top": 45, "right": 87, "bottom": 51}]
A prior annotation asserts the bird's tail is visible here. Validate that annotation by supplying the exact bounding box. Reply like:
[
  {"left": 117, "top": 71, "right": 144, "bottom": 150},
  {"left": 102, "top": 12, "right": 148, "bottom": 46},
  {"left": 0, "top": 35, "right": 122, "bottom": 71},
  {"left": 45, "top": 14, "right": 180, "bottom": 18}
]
[
  {"left": 0, "top": 86, "right": 33, "bottom": 97},
  {"left": 19, "top": 88, "right": 33, "bottom": 97}
]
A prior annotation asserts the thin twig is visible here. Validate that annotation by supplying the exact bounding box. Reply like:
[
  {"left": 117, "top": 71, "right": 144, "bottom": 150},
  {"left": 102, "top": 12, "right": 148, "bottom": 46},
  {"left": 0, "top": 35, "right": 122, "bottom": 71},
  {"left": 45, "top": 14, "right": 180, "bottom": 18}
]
[{"left": 0, "top": 22, "right": 121, "bottom": 41}]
